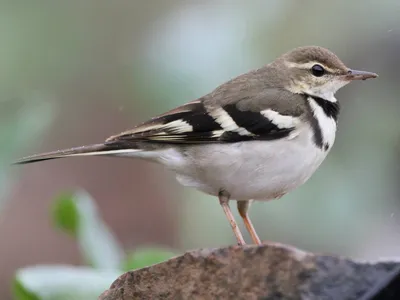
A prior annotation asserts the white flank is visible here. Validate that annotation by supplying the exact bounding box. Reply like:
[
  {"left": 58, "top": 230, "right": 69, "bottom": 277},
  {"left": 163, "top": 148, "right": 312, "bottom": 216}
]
[
  {"left": 170, "top": 129, "right": 330, "bottom": 200},
  {"left": 161, "top": 119, "right": 193, "bottom": 133},
  {"left": 307, "top": 97, "right": 337, "bottom": 147},
  {"left": 210, "top": 107, "right": 252, "bottom": 136},
  {"left": 260, "top": 109, "right": 298, "bottom": 129}
]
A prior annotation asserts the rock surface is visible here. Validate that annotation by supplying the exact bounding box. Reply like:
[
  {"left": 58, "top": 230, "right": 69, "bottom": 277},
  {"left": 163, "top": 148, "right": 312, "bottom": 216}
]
[{"left": 99, "top": 243, "right": 400, "bottom": 300}]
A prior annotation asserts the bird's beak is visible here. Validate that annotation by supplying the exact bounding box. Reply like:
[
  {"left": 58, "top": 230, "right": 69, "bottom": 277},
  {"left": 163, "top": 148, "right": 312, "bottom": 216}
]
[{"left": 345, "top": 69, "right": 378, "bottom": 81}]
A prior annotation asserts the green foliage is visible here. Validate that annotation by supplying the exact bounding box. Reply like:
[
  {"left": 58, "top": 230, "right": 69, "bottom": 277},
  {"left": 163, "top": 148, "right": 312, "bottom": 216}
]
[
  {"left": 51, "top": 193, "right": 80, "bottom": 236},
  {"left": 13, "top": 191, "right": 178, "bottom": 300},
  {"left": 12, "top": 279, "right": 40, "bottom": 300},
  {"left": 13, "top": 265, "right": 121, "bottom": 300},
  {"left": 55, "top": 191, "right": 125, "bottom": 270},
  {"left": 122, "top": 248, "right": 177, "bottom": 271}
]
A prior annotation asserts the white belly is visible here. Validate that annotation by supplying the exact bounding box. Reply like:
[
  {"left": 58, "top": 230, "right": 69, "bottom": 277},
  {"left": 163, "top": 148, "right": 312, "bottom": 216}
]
[{"left": 151, "top": 125, "right": 333, "bottom": 201}]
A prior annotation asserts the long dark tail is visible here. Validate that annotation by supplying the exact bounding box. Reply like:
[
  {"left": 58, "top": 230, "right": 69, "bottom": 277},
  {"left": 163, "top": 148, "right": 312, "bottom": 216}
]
[{"left": 13, "top": 143, "right": 140, "bottom": 165}]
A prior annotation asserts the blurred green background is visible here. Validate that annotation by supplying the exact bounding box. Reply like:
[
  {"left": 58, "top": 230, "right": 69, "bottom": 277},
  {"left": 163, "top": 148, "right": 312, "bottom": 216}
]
[{"left": 1, "top": 0, "right": 400, "bottom": 298}]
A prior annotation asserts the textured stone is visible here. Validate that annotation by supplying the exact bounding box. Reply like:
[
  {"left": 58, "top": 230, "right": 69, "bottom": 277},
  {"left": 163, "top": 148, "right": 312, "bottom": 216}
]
[{"left": 99, "top": 243, "right": 400, "bottom": 300}]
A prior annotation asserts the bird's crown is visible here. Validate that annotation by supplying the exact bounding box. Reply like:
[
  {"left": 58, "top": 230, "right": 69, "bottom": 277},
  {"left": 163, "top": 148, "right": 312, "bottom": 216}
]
[{"left": 282, "top": 46, "right": 348, "bottom": 74}]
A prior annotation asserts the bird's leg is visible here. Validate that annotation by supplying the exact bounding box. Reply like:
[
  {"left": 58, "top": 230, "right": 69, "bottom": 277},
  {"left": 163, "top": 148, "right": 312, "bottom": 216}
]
[
  {"left": 218, "top": 190, "right": 246, "bottom": 246},
  {"left": 237, "top": 200, "right": 261, "bottom": 245}
]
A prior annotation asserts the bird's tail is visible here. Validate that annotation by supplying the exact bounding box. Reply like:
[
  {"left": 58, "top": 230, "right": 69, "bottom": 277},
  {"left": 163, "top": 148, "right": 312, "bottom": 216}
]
[{"left": 13, "top": 143, "right": 140, "bottom": 165}]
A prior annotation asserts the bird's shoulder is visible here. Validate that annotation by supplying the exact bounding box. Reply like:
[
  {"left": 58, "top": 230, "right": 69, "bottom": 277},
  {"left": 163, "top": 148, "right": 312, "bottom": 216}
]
[{"left": 106, "top": 70, "right": 308, "bottom": 145}]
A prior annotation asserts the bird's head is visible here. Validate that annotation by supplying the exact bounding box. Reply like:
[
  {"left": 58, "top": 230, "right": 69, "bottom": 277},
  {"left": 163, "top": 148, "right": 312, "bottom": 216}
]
[{"left": 273, "top": 46, "right": 378, "bottom": 102}]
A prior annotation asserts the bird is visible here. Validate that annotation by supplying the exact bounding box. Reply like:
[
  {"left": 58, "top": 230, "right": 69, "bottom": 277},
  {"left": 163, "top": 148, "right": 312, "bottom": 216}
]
[{"left": 14, "top": 46, "right": 377, "bottom": 246}]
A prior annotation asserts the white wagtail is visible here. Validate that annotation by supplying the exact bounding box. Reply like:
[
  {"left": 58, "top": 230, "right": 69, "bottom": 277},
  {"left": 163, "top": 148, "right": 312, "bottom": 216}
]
[{"left": 15, "top": 46, "right": 378, "bottom": 245}]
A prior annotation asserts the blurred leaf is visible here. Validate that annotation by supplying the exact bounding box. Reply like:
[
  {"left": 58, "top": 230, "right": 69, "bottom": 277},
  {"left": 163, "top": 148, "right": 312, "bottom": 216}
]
[
  {"left": 13, "top": 265, "right": 121, "bottom": 300},
  {"left": 52, "top": 193, "right": 80, "bottom": 236},
  {"left": 2, "top": 96, "right": 54, "bottom": 158},
  {"left": 12, "top": 278, "right": 40, "bottom": 300},
  {"left": 122, "top": 247, "right": 177, "bottom": 271},
  {"left": 0, "top": 97, "right": 54, "bottom": 210},
  {"left": 51, "top": 191, "right": 124, "bottom": 270}
]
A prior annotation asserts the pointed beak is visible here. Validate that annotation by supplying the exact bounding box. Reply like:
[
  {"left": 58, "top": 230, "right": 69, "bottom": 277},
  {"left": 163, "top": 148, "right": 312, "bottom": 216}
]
[{"left": 345, "top": 69, "right": 378, "bottom": 81}]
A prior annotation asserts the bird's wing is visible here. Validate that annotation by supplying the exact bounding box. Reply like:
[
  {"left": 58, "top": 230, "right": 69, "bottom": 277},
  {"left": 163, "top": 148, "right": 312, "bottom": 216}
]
[
  {"left": 106, "top": 88, "right": 306, "bottom": 145},
  {"left": 13, "top": 86, "right": 308, "bottom": 165}
]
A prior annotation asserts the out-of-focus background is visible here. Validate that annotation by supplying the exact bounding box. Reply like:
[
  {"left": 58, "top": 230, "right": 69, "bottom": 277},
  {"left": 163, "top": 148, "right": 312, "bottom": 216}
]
[{"left": 1, "top": 1, "right": 400, "bottom": 298}]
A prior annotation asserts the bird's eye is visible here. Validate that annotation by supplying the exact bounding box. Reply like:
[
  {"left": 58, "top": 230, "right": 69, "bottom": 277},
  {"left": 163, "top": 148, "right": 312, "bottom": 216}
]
[{"left": 311, "top": 64, "right": 325, "bottom": 77}]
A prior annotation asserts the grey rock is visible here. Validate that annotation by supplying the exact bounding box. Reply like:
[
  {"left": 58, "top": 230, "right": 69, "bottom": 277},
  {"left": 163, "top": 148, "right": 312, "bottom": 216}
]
[{"left": 99, "top": 243, "right": 400, "bottom": 300}]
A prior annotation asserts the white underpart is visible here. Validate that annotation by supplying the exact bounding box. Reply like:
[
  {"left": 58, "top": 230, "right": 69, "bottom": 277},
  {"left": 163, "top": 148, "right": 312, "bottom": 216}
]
[
  {"left": 127, "top": 122, "right": 332, "bottom": 201},
  {"left": 307, "top": 97, "right": 337, "bottom": 148},
  {"left": 209, "top": 107, "right": 252, "bottom": 136},
  {"left": 102, "top": 104, "right": 337, "bottom": 201},
  {"left": 260, "top": 109, "right": 299, "bottom": 129}
]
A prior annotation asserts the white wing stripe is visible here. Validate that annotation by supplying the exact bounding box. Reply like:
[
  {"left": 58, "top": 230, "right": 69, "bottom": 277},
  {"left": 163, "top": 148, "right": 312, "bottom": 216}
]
[
  {"left": 210, "top": 107, "right": 253, "bottom": 136},
  {"left": 260, "top": 109, "right": 298, "bottom": 129},
  {"left": 211, "top": 130, "right": 225, "bottom": 137},
  {"left": 127, "top": 119, "right": 193, "bottom": 134},
  {"left": 161, "top": 119, "right": 193, "bottom": 133}
]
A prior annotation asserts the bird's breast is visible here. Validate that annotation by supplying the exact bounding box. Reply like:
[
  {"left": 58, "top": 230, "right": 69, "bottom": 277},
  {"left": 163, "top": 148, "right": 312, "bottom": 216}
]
[
  {"left": 306, "top": 96, "right": 338, "bottom": 151},
  {"left": 159, "top": 125, "right": 334, "bottom": 200}
]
